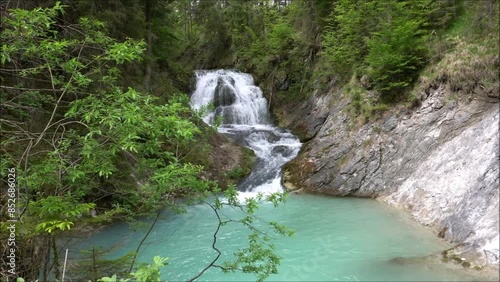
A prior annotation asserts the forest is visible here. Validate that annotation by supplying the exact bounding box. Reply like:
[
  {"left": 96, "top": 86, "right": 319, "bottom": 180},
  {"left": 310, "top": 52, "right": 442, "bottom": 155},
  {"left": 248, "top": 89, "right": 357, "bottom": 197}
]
[{"left": 1, "top": 0, "right": 498, "bottom": 281}]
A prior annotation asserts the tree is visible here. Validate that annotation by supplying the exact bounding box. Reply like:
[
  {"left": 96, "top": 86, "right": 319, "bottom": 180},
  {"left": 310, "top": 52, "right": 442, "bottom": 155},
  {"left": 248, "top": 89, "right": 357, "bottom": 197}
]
[
  {"left": 0, "top": 2, "right": 154, "bottom": 279},
  {"left": 320, "top": 0, "right": 444, "bottom": 101},
  {"left": 0, "top": 3, "right": 291, "bottom": 281},
  {"left": 364, "top": 1, "right": 428, "bottom": 99}
]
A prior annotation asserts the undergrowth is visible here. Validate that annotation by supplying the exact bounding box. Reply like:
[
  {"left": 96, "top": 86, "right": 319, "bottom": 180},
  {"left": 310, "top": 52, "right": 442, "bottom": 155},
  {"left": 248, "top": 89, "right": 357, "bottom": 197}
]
[
  {"left": 345, "top": 0, "right": 499, "bottom": 123},
  {"left": 413, "top": 0, "right": 499, "bottom": 103}
]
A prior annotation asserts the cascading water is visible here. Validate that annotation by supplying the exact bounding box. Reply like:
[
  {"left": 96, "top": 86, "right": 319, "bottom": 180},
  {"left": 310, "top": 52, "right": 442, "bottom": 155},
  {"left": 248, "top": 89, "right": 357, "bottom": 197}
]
[
  {"left": 190, "top": 69, "right": 301, "bottom": 195},
  {"left": 73, "top": 70, "right": 498, "bottom": 281}
]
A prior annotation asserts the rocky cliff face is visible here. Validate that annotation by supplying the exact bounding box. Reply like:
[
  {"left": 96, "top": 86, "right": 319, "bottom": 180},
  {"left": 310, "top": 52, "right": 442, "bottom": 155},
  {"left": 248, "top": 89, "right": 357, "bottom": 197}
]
[{"left": 279, "top": 84, "right": 499, "bottom": 267}]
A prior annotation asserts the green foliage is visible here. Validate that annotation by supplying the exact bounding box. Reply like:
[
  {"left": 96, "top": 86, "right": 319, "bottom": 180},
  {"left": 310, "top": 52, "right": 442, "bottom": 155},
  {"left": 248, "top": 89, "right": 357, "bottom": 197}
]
[
  {"left": 231, "top": 24, "right": 268, "bottom": 75},
  {"left": 96, "top": 256, "right": 168, "bottom": 282},
  {"left": 266, "top": 15, "right": 297, "bottom": 57},
  {"left": 227, "top": 167, "right": 246, "bottom": 179},
  {"left": 0, "top": 1, "right": 203, "bottom": 218},
  {"left": 210, "top": 191, "right": 294, "bottom": 282},
  {"left": 2, "top": 3, "right": 145, "bottom": 215},
  {"left": 1, "top": 3, "right": 294, "bottom": 281},
  {"left": 343, "top": 77, "right": 390, "bottom": 123},
  {"left": 322, "top": 0, "right": 373, "bottom": 77},
  {"left": 363, "top": 2, "right": 428, "bottom": 99},
  {"left": 1, "top": 1, "right": 64, "bottom": 40},
  {"left": 129, "top": 256, "right": 168, "bottom": 282},
  {"left": 69, "top": 248, "right": 135, "bottom": 282},
  {"left": 97, "top": 275, "right": 122, "bottom": 282},
  {"left": 65, "top": 87, "right": 200, "bottom": 180},
  {"left": 223, "top": 231, "right": 281, "bottom": 282},
  {"left": 415, "top": 0, "right": 499, "bottom": 101},
  {"left": 29, "top": 195, "right": 95, "bottom": 234},
  {"left": 321, "top": 0, "right": 449, "bottom": 101}
]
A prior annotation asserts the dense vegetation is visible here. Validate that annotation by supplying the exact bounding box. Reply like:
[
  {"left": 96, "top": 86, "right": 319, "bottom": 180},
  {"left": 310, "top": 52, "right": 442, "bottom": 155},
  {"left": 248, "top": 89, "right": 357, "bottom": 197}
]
[
  {"left": 0, "top": 2, "right": 288, "bottom": 281},
  {"left": 1, "top": 0, "right": 498, "bottom": 281}
]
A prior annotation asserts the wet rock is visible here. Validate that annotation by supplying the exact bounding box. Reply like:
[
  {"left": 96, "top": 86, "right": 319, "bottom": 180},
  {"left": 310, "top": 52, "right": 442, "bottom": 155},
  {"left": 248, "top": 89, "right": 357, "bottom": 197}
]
[
  {"left": 272, "top": 88, "right": 334, "bottom": 142},
  {"left": 196, "top": 123, "right": 256, "bottom": 190},
  {"left": 214, "top": 78, "right": 237, "bottom": 107},
  {"left": 273, "top": 145, "right": 292, "bottom": 157}
]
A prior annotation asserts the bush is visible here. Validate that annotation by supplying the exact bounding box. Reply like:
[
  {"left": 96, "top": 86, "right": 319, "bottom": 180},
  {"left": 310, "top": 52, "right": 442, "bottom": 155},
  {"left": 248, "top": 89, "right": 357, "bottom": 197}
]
[{"left": 364, "top": 17, "right": 427, "bottom": 101}]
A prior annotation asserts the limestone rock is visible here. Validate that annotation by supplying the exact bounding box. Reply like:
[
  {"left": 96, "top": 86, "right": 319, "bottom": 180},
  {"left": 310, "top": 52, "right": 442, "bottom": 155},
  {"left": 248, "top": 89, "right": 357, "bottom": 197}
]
[{"left": 282, "top": 83, "right": 500, "bottom": 268}]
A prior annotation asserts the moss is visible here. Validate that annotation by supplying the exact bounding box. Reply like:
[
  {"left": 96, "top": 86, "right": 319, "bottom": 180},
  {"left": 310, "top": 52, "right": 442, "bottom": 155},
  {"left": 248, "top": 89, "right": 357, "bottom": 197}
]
[
  {"left": 240, "top": 146, "right": 256, "bottom": 176},
  {"left": 227, "top": 167, "right": 246, "bottom": 179},
  {"left": 461, "top": 261, "right": 471, "bottom": 268},
  {"left": 440, "top": 249, "right": 476, "bottom": 269},
  {"left": 218, "top": 145, "right": 256, "bottom": 186},
  {"left": 282, "top": 153, "right": 312, "bottom": 190},
  {"left": 180, "top": 123, "right": 257, "bottom": 190}
]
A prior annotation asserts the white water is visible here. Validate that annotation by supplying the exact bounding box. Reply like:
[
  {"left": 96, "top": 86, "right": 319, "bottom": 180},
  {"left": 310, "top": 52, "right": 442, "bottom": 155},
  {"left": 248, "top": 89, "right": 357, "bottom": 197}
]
[
  {"left": 191, "top": 70, "right": 270, "bottom": 125},
  {"left": 190, "top": 70, "right": 301, "bottom": 198}
]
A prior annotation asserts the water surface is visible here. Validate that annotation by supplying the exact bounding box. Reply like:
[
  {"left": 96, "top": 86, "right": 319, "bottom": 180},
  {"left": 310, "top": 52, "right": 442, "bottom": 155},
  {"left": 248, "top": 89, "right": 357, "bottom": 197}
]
[
  {"left": 76, "top": 70, "right": 496, "bottom": 281},
  {"left": 80, "top": 194, "right": 494, "bottom": 281}
]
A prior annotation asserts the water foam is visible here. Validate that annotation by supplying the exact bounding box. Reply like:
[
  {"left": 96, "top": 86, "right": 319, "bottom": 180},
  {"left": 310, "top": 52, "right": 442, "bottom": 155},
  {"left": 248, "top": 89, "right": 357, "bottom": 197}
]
[{"left": 190, "top": 70, "right": 301, "bottom": 196}]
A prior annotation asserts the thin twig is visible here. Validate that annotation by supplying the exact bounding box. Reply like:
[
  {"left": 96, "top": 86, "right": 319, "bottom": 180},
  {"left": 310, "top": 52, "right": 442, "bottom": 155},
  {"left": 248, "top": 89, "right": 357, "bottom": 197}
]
[
  {"left": 187, "top": 202, "right": 227, "bottom": 282},
  {"left": 128, "top": 205, "right": 166, "bottom": 273}
]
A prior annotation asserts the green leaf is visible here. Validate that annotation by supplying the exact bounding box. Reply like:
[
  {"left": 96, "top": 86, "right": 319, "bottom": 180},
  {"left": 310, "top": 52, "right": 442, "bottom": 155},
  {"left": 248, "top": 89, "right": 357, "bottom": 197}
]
[{"left": 97, "top": 274, "right": 117, "bottom": 282}]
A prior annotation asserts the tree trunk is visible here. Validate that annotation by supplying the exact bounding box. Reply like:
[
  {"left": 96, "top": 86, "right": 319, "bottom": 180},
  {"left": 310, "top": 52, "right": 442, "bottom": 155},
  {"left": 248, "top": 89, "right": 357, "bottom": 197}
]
[
  {"left": 145, "top": 0, "right": 154, "bottom": 93},
  {"left": 42, "top": 236, "right": 51, "bottom": 281},
  {"left": 52, "top": 236, "right": 60, "bottom": 280}
]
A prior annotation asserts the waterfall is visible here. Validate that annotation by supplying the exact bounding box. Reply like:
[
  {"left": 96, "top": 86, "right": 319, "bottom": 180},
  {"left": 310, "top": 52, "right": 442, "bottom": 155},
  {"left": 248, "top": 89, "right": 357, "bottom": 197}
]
[{"left": 190, "top": 70, "right": 301, "bottom": 195}]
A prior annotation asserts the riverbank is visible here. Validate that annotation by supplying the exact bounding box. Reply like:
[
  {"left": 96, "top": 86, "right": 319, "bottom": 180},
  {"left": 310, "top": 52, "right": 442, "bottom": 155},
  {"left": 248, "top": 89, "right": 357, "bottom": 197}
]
[{"left": 278, "top": 73, "right": 499, "bottom": 270}]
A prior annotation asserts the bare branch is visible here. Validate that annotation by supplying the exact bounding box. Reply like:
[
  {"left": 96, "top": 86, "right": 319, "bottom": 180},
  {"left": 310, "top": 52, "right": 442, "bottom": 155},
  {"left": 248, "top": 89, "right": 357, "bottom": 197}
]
[
  {"left": 0, "top": 85, "right": 64, "bottom": 92},
  {"left": 128, "top": 205, "right": 167, "bottom": 273},
  {"left": 187, "top": 202, "right": 230, "bottom": 282}
]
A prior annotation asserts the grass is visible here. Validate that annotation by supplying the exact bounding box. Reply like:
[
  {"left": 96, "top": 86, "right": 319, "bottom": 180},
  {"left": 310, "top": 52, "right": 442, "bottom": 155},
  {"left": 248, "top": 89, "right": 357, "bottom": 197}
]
[
  {"left": 446, "top": 0, "right": 476, "bottom": 38},
  {"left": 410, "top": 0, "right": 499, "bottom": 106},
  {"left": 419, "top": 35, "right": 499, "bottom": 97},
  {"left": 343, "top": 77, "right": 392, "bottom": 125}
]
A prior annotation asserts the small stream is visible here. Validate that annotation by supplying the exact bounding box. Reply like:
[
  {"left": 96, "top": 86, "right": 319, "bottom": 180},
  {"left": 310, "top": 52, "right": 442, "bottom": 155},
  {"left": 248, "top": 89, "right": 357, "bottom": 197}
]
[{"left": 73, "top": 70, "right": 495, "bottom": 281}]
